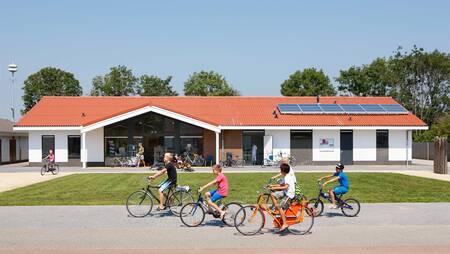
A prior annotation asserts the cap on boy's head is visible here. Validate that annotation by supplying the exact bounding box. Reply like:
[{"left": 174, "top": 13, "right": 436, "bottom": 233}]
[{"left": 280, "top": 163, "right": 290, "bottom": 174}]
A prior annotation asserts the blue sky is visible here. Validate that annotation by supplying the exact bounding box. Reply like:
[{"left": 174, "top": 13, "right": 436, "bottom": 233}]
[{"left": 1, "top": 0, "right": 449, "bottom": 120}]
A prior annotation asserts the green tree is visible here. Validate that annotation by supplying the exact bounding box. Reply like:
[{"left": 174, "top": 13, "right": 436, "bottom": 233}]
[
  {"left": 414, "top": 114, "right": 450, "bottom": 141},
  {"left": 22, "top": 67, "right": 82, "bottom": 113},
  {"left": 90, "top": 65, "right": 139, "bottom": 96},
  {"left": 337, "top": 58, "right": 396, "bottom": 96},
  {"left": 139, "top": 75, "right": 178, "bottom": 96},
  {"left": 183, "top": 71, "right": 239, "bottom": 96},
  {"left": 337, "top": 46, "right": 450, "bottom": 126},
  {"left": 280, "top": 68, "right": 336, "bottom": 96}
]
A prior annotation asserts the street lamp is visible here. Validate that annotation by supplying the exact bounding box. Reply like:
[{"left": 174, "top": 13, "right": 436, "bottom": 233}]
[{"left": 8, "top": 63, "right": 17, "bottom": 122}]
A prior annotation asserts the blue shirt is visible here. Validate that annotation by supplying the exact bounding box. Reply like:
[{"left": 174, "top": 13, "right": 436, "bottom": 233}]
[{"left": 333, "top": 172, "right": 349, "bottom": 189}]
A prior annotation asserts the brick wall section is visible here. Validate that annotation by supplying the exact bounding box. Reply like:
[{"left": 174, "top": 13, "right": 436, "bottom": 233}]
[
  {"left": 203, "top": 129, "right": 216, "bottom": 162},
  {"left": 219, "top": 130, "right": 243, "bottom": 161}
]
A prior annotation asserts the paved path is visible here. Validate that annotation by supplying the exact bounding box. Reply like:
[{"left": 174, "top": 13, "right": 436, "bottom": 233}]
[
  {"left": 0, "top": 172, "right": 72, "bottom": 192},
  {"left": 0, "top": 203, "right": 449, "bottom": 253}
]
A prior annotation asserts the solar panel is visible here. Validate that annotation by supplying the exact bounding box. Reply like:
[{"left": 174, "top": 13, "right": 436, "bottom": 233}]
[
  {"left": 319, "top": 104, "right": 344, "bottom": 113},
  {"left": 298, "top": 104, "right": 322, "bottom": 113},
  {"left": 277, "top": 103, "right": 407, "bottom": 115},
  {"left": 340, "top": 104, "right": 365, "bottom": 113},
  {"left": 278, "top": 104, "right": 301, "bottom": 113},
  {"left": 380, "top": 104, "right": 408, "bottom": 113},
  {"left": 360, "top": 104, "right": 386, "bottom": 113}
]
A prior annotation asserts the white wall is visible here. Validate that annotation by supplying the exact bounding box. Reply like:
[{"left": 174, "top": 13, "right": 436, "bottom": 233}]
[
  {"left": 353, "top": 130, "right": 376, "bottom": 161},
  {"left": 85, "top": 127, "right": 104, "bottom": 162},
  {"left": 389, "top": 130, "right": 411, "bottom": 161},
  {"left": 265, "top": 130, "right": 290, "bottom": 158},
  {"left": 28, "top": 130, "right": 81, "bottom": 162},
  {"left": 313, "top": 130, "right": 340, "bottom": 161}
]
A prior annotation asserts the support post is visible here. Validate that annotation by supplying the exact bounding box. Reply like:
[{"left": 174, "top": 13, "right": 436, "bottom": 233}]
[
  {"left": 82, "top": 132, "right": 87, "bottom": 169},
  {"left": 215, "top": 131, "right": 220, "bottom": 164}
]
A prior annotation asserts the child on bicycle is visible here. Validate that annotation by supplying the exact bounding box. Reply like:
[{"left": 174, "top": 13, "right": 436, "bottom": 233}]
[
  {"left": 199, "top": 164, "right": 229, "bottom": 220},
  {"left": 43, "top": 149, "right": 55, "bottom": 168},
  {"left": 269, "top": 163, "right": 297, "bottom": 231},
  {"left": 148, "top": 153, "right": 177, "bottom": 210},
  {"left": 318, "top": 163, "right": 349, "bottom": 209}
]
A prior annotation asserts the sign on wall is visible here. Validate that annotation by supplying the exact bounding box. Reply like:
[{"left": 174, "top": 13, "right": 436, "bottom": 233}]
[{"left": 319, "top": 138, "right": 334, "bottom": 152}]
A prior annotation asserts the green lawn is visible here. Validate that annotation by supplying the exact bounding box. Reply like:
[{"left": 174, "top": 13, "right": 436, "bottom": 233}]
[{"left": 1, "top": 173, "right": 450, "bottom": 205}]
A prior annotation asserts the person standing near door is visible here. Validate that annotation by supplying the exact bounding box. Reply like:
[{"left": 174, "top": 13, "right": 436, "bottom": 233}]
[{"left": 251, "top": 144, "right": 258, "bottom": 165}]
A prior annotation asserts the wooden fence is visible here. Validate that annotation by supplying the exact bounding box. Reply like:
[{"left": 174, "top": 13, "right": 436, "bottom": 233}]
[{"left": 413, "top": 141, "right": 450, "bottom": 161}]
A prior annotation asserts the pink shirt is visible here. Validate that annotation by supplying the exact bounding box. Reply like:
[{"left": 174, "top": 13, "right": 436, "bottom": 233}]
[
  {"left": 216, "top": 173, "right": 228, "bottom": 197},
  {"left": 48, "top": 154, "right": 55, "bottom": 162}
]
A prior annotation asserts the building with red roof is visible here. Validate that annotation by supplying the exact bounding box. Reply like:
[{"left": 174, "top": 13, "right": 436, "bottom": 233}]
[{"left": 14, "top": 96, "right": 427, "bottom": 167}]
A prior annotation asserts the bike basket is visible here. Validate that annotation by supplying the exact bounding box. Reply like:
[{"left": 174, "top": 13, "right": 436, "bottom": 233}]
[{"left": 176, "top": 185, "right": 190, "bottom": 192}]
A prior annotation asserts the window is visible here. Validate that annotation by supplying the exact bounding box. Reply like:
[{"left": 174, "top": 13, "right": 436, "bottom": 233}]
[
  {"left": 68, "top": 136, "right": 81, "bottom": 159},
  {"left": 42, "top": 135, "right": 55, "bottom": 158}
]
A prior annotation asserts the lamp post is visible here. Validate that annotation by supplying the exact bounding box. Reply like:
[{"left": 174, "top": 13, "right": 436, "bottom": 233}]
[{"left": 8, "top": 63, "right": 17, "bottom": 122}]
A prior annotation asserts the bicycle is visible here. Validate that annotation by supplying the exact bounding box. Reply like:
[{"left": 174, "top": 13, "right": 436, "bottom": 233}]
[
  {"left": 185, "top": 152, "right": 205, "bottom": 166},
  {"left": 179, "top": 188, "right": 243, "bottom": 227},
  {"left": 308, "top": 180, "right": 360, "bottom": 217},
  {"left": 220, "top": 155, "right": 245, "bottom": 168},
  {"left": 126, "top": 178, "right": 194, "bottom": 217},
  {"left": 112, "top": 156, "right": 135, "bottom": 167},
  {"left": 234, "top": 180, "right": 314, "bottom": 235},
  {"left": 41, "top": 159, "right": 59, "bottom": 176}
]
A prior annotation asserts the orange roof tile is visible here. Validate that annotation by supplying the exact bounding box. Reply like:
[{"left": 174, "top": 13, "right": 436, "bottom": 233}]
[{"left": 15, "top": 96, "right": 427, "bottom": 127}]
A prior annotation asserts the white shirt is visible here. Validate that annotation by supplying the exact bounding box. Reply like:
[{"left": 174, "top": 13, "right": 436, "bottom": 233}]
[{"left": 283, "top": 172, "right": 297, "bottom": 199}]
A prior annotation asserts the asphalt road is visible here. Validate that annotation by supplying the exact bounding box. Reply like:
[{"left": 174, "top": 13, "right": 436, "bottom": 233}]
[{"left": 1, "top": 203, "right": 449, "bottom": 253}]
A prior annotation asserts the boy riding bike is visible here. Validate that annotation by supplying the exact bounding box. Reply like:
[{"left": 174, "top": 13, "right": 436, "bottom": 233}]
[
  {"left": 268, "top": 163, "right": 296, "bottom": 231},
  {"left": 318, "top": 163, "right": 349, "bottom": 209},
  {"left": 199, "top": 164, "right": 229, "bottom": 220},
  {"left": 148, "top": 152, "right": 177, "bottom": 211}
]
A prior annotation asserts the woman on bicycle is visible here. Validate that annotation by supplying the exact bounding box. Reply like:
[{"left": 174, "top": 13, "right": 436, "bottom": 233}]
[
  {"left": 148, "top": 153, "right": 177, "bottom": 210},
  {"left": 318, "top": 163, "right": 350, "bottom": 209},
  {"left": 199, "top": 164, "right": 229, "bottom": 220}
]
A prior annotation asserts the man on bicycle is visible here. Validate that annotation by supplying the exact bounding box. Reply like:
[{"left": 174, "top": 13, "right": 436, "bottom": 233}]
[
  {"left": 148, "top": 153, "right": 177, "bottom": 210},
  {"left": 318, "top": 163, "right": 349, "bottom": 209},
  {"left": 269, "top": 163, "right": 296, "bottom": 231}
]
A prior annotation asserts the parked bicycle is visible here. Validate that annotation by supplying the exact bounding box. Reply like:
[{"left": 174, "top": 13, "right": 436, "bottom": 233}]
[
  {"left": 41, "top": 159, "right": 59, "bottom": 176},
  {"left": 185, "top": 152, "right": 205, "bottom": 166},
  {"left": 175, "top": 154, "right": 194, "bottom": 172},
  {"left": 179, "top": 188, "right": 243, "bottom": 227},
  {"left": 220, "top": 155, "right": 245, "bottom": 168},
  {"left": 308, "top": 180, "right": 360, "bottom": 217},
  {"left": 262, "top": 151, "right": 297, "bottom": 168},
  {"left": 234, "top": 180, "right": 314, "bottom": 235},
  {"left": 126, "top": 178, "right": 194, "bottom": 217},
  {"left": 111, "top": 156, "right": 136, "bottom": 167}
]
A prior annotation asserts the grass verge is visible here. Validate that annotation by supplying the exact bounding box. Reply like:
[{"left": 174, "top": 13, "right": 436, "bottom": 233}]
[{"left": 1, "top": 172, "right": 450, "bottom": 205}]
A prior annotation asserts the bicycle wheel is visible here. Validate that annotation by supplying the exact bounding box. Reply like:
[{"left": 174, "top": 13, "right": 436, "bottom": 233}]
[
  {"left": 236, "top": 159, "right": 245, "bottom": 168},
  {"left": 167, "top": 190, "right": 194, "bottom": 216},
  {"left": 40, "top": 165, "right": 47, "bottom": 176},
  {"left": 126, "top": 190, "right": 153, "bottom": 218},
  {"left": 180, "top": 202, "right": 205, "bottom": 227},
  {"left": 308, "top": 198, "right": 324, "bottom": 217},
  {"left": 287, "top": 206, "right": 315, "bottom": 235},
  {"left": 234, "top": 205, "right": 265, "bottom": 236},
  {"left": 341, "top": 198, "right": 360, "bottom": 217},
  {"left": 51, "top": 165, "right": 59, "bottom": 175},
  {"left": 222, "top": 202, "right": 243, "bottom": 226}
]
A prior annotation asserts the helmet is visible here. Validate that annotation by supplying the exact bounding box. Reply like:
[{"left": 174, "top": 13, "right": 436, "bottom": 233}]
[{"left": 336, "top": 163, "right": 344, "bottom": 170}]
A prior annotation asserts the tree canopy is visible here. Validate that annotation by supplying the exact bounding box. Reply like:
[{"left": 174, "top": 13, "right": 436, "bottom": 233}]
[
  {"left": 139, "top": 75, "right": 178, "bottom": 96},
  {"left": 22, "top": 67, "right": 82, "bottom": 113},
  {"left": 280, "top": 68, "right": 336, "bottom": 96},
  {"left": 183, "top": 71, "right": 239, "bottom": 96},
  {"left": 90, "top": 65, "right": 139, "bottom": 96},
  {"left": 337, "top": 46, "right": 450, "bottom": 126},
  {"left": 415, "top": 114, "right": 450, "bottom": 142}
]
